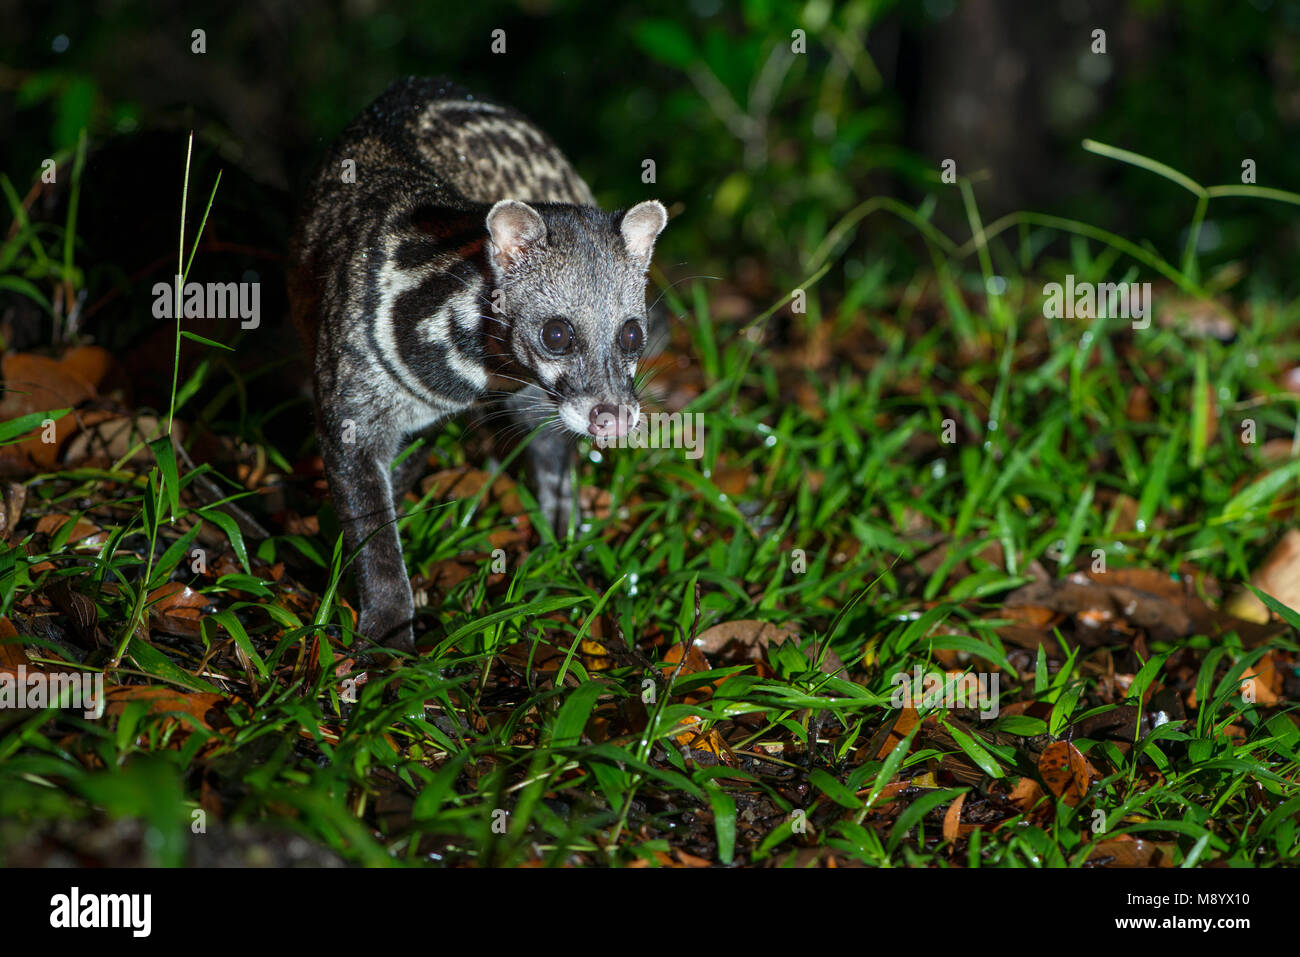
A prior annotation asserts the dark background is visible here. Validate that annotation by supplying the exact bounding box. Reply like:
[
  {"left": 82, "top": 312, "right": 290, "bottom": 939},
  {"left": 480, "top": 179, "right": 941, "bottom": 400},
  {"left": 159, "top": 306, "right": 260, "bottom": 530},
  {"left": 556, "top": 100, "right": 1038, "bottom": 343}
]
[{"left": 2, "top": 0, "right": 1299, "bottom": 348}]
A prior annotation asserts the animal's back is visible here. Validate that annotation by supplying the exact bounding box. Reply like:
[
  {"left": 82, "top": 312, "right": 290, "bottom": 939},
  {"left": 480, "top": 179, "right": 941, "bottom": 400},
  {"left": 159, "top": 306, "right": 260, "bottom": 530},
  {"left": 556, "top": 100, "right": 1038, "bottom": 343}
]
[
  {"left": 288, "top": 77, "right": 593, "bottom": 360},
  {"left": 393, "top": 77, "right": 595, "bottom": 207},
  {"left": 344, "top": 76, "right": 594, "bottom": 208}
]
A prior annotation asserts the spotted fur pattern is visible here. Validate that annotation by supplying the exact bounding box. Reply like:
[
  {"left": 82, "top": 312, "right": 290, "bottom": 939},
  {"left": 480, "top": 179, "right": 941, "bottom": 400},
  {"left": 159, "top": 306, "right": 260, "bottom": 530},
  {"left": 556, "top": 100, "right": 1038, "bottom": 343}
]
[{"left": 288, "top": 77, "right": 665, "bottom": 653}]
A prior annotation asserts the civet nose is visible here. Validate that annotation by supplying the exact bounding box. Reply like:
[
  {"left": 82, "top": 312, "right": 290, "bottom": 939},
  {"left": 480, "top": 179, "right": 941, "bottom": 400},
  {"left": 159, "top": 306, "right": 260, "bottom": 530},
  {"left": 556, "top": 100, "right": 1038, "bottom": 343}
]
[{"left": 588, "top": 403, "right": 623, "bottom": 437}]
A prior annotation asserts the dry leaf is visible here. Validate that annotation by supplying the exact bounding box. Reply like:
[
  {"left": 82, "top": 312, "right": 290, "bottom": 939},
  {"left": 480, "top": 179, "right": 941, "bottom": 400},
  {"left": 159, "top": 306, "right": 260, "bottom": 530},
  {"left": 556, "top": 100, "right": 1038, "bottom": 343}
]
[
  {"left": 875, "top": 707, "right": 920, "bottom": 760},
  {"left": 0, "top": 482, "right": 26, "bottom": 543},
  {"left": 942, "top": 791, "right": 966, "bottom": 843},
  {"left": 147, "top": 582, "right": 210, "bottom": 638},
  {"left": 674, "top": 848, "right": 713, "bottom": 867},
  {"left": 1037, "top": 741, "right": 1098, "bottom": 806},
  {"left": 0, "top": 351, "right": 99, "bottom": 473},
  {"left": 693, "top": 619, "right": 845, "bottom": 675},
  {"left": 62, "top": 413, "right": 177, "bottom": 466},
  {"left": 1240, "top": 651, "right": 1281, "bottom": 706},
  {"left": 677, "top": 725, "right": 736, "bottom": 766},
  {"left": 1007, "top": 776, "right": 1045, "bottom": 813},
  {"left": 0, "top": 616, "right": 30, "bottom": 673},
  {"left": 35, "top": 514, "right": 106, "bottom": 547},
  {"left": 103, "top": 685, "right": 228, "bottom": 733},
  {"left": 1226, "top": 529, "right": 1300, "bottom": 624},
  {"left": 421, "top": 467, "right": 523, "bottom": 515},
  {"left": 1088, "top": 835, "right": 1175, "bottom": 867}
]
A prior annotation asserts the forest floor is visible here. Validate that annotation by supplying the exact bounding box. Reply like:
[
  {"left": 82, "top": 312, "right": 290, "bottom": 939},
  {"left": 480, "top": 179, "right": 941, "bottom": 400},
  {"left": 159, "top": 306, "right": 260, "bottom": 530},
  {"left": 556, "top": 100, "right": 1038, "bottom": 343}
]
[{"left": 2, "top": 149, "right": 1299, "bottom": 867}]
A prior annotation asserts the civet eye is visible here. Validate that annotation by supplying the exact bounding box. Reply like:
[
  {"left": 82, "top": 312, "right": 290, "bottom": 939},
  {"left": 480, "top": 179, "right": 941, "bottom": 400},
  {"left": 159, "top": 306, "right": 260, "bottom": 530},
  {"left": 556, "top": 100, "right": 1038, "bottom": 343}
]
[
  {"left": 540, "top": 318, "right": 574, "bottom": 354},
  {"left": 618, "top": 320, "right": 643, "bottom": 354}
]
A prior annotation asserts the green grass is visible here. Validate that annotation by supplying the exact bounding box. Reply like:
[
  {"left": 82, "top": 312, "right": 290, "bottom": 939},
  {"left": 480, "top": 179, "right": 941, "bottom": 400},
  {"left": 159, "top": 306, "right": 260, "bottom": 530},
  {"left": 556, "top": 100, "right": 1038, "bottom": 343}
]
[{"left": 2, "top": 142, "right": 1299, "bottom": 868}]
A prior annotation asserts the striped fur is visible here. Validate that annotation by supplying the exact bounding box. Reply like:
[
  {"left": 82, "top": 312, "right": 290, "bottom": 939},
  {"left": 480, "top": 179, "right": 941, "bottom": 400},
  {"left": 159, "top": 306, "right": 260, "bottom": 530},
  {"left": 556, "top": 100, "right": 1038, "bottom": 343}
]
[{"left": 287, "top": 77, "right": 666, "bottom": 653}]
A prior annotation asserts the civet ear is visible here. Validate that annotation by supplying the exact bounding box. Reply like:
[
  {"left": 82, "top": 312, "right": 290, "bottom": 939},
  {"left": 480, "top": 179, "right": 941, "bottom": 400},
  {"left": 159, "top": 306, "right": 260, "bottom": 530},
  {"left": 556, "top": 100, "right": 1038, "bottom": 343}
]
[
  {"left": 620, "top": 200, "right": 668, "bottom": 266},
  {"left": 486, "top": 199, "right": 547, "bottom": 270}
]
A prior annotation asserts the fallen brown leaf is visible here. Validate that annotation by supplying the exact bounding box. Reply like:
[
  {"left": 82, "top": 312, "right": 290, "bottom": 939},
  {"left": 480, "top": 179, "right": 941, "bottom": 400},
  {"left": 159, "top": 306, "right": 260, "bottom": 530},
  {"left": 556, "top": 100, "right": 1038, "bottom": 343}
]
[
  {"left": 103, "top": 685, "right": 229, "bottom": 733},
  {"left": 693, "top": 619, "right": 845, "bottom": 675},
  {"left": 421, "top": 467, "right": 523, "bottom": 515},
  {"left": 147, "top": 582, "right": 210, "bottom": 638},
  {"left": 0, "top": 616, "right": 31, "bottom": 673},
  {"left": 942, "top": 791, "right": 966, "bottom": 843},
  {"left": 1007, "top": 776, "right": 1045, "bottom": 813},
  {"left": 1240, "top": 651, "right": 1281, "bottom": 706},
  {"left": 1037, "top": 740, "right": 1098, "bottom": 806},
  {"left": 0, "top": 350, "right": 101, "bottom": 473},
  {"left": 0, "top": 482, "right": 25, "bottom": 543},
  {"left": 1225, "top": 529, "right": 1300, "bottom": 625},
  {"left": 35, "top": 514, "right": 106, "bottom": 547},
  {"left": 1088, "top": 835, "right": 1175, "bottom": 867}
]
